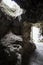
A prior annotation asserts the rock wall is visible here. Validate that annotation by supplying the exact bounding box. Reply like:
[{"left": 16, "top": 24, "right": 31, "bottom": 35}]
[
  {"left": 0, "top": 0, "right": 37, "bottom": 65},
  {"left": 0, "top": 10, "right": 36, "bottom": 65}
]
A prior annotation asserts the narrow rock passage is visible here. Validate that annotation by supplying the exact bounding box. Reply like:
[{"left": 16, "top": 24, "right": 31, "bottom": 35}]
[{"left": 29, "top": 42, "right": 43, "bottom": 65}]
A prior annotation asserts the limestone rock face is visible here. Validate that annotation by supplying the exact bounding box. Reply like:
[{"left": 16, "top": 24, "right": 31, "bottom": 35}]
[
  {"left": 0, "top": 32, "right": 23, "bottom": 65},
  {"left": 0, "top": 11, "right": 36, "bottom": 65},
  {"left": 0, "top": 1, "right": 36, "bottom": 65}
]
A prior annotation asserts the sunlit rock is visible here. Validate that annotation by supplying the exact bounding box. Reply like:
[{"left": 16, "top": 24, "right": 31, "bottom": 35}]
[{"left": 0, "top": 0, "right": 23, "bottom": 17}]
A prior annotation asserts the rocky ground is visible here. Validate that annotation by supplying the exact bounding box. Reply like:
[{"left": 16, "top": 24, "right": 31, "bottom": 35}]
[{"left": 28, "top": 42, "right": 43, "bottom": 65}]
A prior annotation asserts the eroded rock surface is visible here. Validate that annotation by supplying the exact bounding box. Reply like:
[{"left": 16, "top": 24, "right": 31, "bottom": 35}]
[{"left": 0, "top": 0, "right": 36, "bottom": 65}]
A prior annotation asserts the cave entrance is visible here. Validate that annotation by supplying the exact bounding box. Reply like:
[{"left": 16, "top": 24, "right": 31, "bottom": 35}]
[{"left": 31, "top": 23, "right": 43, "bottom": 43}]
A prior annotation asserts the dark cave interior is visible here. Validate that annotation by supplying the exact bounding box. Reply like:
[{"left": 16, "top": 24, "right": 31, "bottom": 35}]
[
  {"left": 13, "top": 0, "right": 43, "bottom": 23},
  {"left": 0, "top": 0, "right": 43, "bottom": 65}
]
